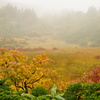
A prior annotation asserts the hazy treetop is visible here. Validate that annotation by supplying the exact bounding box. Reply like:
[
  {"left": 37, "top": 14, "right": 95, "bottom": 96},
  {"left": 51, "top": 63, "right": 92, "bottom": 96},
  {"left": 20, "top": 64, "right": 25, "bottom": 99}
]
[
  {"left": 7, "top": 0, "right": 99, "bottom": 10},
  {"left": 3, "top": 0, "right": 100, "bottom": 16}
]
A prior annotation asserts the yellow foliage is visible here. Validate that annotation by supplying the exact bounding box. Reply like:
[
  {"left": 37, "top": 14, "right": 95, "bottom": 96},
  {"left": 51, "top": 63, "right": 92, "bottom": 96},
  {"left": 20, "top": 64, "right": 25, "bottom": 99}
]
[{"left": 0, "top": 48, "right": 64, "bottom": 92}]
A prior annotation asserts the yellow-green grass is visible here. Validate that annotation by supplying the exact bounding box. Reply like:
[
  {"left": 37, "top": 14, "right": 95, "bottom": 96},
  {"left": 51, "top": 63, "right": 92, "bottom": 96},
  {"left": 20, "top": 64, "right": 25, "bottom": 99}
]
[{"left": 22, "top": 48, "right": 100, "bottom": 82}]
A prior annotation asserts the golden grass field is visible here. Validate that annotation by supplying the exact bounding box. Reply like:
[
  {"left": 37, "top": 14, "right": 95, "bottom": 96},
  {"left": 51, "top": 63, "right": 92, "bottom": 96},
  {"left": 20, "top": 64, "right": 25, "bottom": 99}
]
[{"left": 22, "top": 47, "right": 100, "bottom": 82}]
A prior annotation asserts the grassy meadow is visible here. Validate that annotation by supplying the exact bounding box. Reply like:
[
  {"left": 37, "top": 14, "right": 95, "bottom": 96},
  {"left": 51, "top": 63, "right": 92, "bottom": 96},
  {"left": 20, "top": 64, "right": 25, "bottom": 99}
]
[{"left": 22, "top": 47, "right": 100, "bottom": 82}]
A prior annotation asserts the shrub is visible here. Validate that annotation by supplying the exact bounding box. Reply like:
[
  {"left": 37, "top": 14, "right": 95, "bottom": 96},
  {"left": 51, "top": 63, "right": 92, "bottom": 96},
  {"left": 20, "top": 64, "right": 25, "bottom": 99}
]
[
  {"left": 64, "top": 82, "right": 83, "bottom": 100},
  {"left": 47, "top": 85, "right": 65, "bottom": 100},
  {"left": 85, "top": 65, "right": 100, "bottom": 83},
  {"left": 64, "top": 82, "right": 100, "bottom": 100},
  {"left": 36, "top": 95, "right": 50, "bottom": 100},
  {"left": 82, "top": 83, "right": 100, "bottom": 100},
  {"left": 31, "top": 86, "right": 49, "bottom": 97},
  {"left": 0, "top": 78, "right": 24, "bottom": 100}
]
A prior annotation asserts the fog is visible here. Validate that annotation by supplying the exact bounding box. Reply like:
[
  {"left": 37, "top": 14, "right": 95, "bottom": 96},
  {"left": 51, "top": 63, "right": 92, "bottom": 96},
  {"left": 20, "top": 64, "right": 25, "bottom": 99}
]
[
  {"left": 0, "top": 0, "right": 100, "bottom": 48},
  {"left": 5, "top": 0, "right": 100, "bottom": 16}
]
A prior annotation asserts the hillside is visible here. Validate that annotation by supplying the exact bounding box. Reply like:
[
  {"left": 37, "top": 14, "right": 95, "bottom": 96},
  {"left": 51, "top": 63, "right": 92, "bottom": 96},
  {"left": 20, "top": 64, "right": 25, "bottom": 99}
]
[{"left": 0, "top": 4, "right": 100, "bottom": 48}]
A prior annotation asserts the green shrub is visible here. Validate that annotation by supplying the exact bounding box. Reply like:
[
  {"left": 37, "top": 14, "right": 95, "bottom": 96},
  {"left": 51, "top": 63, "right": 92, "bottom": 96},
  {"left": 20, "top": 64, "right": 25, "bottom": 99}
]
[
  {"left": 0, "top": 95, "right": 23, "bottom": 100},
  {"left": 36, "top": 95, "right": 50, "bottom": 100},
  {"left": 0, "top": 78, "right": 24, "bottom": 100},
  {"left": 31, "top": 86, "right": 49, "bottom": 97},
  {"left": 21, "top": 93, "right": 36, "bottom": 100},
  {"left": 82, "top": 83, "right": 100, "bottom": 100},
  {"left": 64, "top": 82, "right": 100, "bottom": 100},
  {"left": 64, "top": 82, "right": 83, "bottom": 100},
  {"left": 47, "top": 85, "right": 65, "bottom": 100}
]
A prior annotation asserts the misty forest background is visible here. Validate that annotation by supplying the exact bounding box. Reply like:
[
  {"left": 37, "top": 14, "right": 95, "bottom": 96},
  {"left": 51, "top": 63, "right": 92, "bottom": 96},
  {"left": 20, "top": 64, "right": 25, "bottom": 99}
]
[{"left": 0, "top": 4, "right": 100, "bottom": 48}]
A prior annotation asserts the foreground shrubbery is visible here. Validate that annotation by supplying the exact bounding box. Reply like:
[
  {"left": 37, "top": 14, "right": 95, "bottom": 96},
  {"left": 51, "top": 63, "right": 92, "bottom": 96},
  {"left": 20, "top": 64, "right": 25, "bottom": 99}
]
[
  {"left": 64, "top": 82, "right": 100, "bottom": 100},
  {"left": 1, "top": 78, "right": 100, "bottom": 100},
  {"left": 0, "top": 78, "right": 24, "bottom": 100}
]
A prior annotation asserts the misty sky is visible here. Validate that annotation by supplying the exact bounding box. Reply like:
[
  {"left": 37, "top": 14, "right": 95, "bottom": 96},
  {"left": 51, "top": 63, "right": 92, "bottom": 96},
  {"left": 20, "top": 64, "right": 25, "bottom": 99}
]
[
  {"left": 8, "top": 0, "right": 100, "bottom": 11},
  {"left": 0, "top": 0, "right": 98, "bottom": 16}
]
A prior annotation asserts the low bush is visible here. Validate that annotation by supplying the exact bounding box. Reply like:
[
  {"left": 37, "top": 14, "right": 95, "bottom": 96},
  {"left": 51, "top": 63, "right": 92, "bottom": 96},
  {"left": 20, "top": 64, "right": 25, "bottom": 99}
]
[
  {"left": 0, "top": 78, "right": 24, "bottom": 100},
  {"left": 31, "top": 86, "right": 49, "bottom": 97},
  {"left": 64, "top": 82, "right": 100, "bottom": 100},
  {"left": 36, "top": 95, "right": 50, "bottom": 100}
]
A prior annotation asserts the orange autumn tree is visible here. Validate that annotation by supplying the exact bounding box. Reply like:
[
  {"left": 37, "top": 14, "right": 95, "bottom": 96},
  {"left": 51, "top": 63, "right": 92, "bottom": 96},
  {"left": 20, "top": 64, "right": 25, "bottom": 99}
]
[{"left": 0, "top": 48, "right": 62, "bottom": 93}]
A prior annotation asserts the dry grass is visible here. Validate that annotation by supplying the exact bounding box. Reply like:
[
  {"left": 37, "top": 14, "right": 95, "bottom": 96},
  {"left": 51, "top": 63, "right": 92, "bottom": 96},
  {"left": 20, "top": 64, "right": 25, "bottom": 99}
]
[{"left": 22, "top": 47, "right": 100, "bottom": 82}]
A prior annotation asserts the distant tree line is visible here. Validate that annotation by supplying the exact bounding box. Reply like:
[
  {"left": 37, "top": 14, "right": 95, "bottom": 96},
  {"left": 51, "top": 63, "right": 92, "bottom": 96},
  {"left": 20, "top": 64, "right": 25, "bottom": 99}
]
[{"left": 0, "top": 4, "right": 100, "bottom": 47}]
